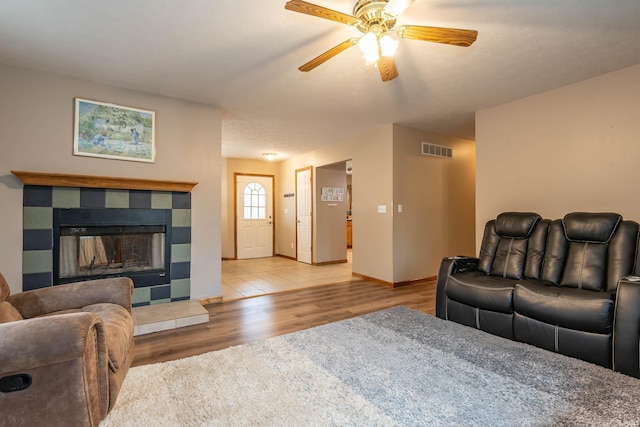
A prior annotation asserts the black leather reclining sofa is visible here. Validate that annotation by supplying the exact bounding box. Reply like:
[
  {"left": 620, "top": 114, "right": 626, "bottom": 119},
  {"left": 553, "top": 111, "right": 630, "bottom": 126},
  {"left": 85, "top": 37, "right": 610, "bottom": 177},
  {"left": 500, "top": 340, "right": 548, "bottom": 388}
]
[{"left": 436, "top": 211, "right": 640, "bottom": 378}]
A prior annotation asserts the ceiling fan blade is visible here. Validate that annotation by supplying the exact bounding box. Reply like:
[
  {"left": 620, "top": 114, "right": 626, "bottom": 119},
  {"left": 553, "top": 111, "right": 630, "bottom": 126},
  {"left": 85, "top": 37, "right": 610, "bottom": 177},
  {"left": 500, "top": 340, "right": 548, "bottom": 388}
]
[
  {"left": 384, "top": 0, "right": 415, "bottom": 16},
  {"left": 377, "top": 56, "right": 399, "bottom": 82},
  {"left": 285, "top": 0, "right": 358, "bottom": 26},
  {"left": 298, "top": 38, "right": 358, "bottom": 72},
  {"left": 395, "top": 25, "right": 478, "bottom": 47}
]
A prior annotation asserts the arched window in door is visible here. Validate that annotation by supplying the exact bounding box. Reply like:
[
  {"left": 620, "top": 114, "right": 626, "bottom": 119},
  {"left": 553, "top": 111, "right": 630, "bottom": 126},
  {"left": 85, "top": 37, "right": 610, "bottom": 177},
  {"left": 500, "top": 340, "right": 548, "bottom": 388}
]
[{"left": 243, "top": 182, "right": 266, "bottom": 219}]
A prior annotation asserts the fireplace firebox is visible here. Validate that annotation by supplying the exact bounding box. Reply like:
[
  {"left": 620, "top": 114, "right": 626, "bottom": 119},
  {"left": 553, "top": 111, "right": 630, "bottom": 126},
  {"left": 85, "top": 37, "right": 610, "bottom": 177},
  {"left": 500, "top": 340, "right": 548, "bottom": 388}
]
[{"left": 53, "top": 208, "right": 172, "bottom": 287}]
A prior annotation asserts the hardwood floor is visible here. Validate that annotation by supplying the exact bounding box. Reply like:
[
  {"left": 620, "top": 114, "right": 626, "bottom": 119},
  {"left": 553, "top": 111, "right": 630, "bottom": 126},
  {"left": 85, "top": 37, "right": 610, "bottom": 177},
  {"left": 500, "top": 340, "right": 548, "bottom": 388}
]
[{"left": 132, "top": 279, "right": 436, "bottom": 367}]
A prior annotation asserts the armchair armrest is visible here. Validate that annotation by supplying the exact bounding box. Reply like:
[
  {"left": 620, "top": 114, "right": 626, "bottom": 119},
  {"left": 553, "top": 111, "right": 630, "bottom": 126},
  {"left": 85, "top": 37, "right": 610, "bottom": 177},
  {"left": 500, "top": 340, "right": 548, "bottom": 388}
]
[
  {"left": 7, "top": 277, "right": 133, "bottom": 319},
  {"left": 0, "top": 312, "right": 104, "bottom": 373},
  {"left": 0, "top": 312, "right": 109, "bottom": 425},
  {"left": 613, "top": 276, "right": 640, "bottom": 378},
  {"left": 436, "top": 256, "right": 479, "bottom": 319}
]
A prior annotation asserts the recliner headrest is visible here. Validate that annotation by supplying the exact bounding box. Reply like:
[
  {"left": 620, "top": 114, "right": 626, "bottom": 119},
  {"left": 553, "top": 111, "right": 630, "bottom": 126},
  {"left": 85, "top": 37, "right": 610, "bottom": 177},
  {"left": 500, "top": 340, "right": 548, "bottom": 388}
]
[
  {"left": 495, "top": 212, "right": 541, "bottom": 239},
  {"left": 563, "top": 212, "right": 621, "bottom": 243}
]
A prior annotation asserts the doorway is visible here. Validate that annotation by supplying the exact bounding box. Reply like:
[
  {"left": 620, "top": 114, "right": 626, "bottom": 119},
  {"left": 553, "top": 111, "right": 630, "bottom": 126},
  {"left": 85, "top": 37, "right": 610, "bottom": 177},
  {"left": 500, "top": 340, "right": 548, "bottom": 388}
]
[
  {"left": 235, "top": 174, "right": 274, "bottom": 259},
  {"left": 296, "top": 167, "right": 312, "bottom": 264}
]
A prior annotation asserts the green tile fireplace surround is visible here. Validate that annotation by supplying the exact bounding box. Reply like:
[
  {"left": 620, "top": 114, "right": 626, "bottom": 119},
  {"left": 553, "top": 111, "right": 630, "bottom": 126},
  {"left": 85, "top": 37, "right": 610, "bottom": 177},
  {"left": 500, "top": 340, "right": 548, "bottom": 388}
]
[{"left": 13, "top": 171, "right": 198, "bottom": 307}]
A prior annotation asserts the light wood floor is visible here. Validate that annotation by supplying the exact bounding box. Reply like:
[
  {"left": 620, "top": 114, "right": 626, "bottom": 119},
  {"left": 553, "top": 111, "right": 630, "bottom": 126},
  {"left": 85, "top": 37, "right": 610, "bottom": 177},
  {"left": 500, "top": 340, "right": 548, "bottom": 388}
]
[
  {"left": 133, "top": 279, "right": 436, "bottom": 367},
  {"left": 222, "top": 251, "right": 354, "bottom": 301}
]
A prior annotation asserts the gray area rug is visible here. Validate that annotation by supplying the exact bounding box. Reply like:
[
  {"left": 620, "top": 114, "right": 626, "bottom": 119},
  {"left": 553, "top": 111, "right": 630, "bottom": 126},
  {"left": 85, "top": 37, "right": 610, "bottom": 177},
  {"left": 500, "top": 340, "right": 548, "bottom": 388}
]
[{"left": 101, "top": 306, "right": 640, "bottom": 426}]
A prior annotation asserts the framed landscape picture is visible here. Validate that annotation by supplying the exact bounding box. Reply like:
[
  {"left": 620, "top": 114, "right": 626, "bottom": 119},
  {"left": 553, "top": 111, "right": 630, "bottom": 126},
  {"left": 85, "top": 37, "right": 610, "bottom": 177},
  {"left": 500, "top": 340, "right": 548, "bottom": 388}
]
[{"left": 74, "top": 98, "right": 156, "bottom": 163}]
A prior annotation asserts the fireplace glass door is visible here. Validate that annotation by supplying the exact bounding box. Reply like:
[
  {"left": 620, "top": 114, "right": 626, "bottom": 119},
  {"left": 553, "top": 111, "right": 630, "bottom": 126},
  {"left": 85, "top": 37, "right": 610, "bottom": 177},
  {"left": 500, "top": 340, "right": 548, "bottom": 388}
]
[
  {"left": 53, "top": 208, "right": 172, "bottom": 287},
  {"left": 59, "top": 225, "right": 165, "bottom": 279}
]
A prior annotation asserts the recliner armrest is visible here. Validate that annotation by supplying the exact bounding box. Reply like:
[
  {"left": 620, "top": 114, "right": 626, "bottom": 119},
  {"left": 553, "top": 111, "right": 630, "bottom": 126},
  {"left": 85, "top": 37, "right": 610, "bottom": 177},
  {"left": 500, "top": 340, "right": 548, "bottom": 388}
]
[
  {"left": 8, "top": 277, "right": 133, "bottom": 319},
  {"left": 0, "top": 312, "right": 104, "bottom": 372},
  {"left": 613, "top": 277, "right": 640, "bottom": 378},
  {"left": 436, "top": 256, "right": 479, "bottom": 319},
  {"left": 447, "top": 256, "right": 480, "bottom": 274},
  {"left": 0, "top": 312, "right": 109, "bottom": 425}
]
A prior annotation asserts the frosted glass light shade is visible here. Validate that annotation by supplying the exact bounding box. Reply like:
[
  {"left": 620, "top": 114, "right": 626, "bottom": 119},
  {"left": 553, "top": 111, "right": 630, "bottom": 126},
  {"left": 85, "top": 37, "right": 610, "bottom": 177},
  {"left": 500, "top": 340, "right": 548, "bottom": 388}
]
[
  {"left": 379, "top": 35, "right": 398, "bottom": 56},
  {"left": 358, "top": 32, "right": 379, "bottom": 63}
]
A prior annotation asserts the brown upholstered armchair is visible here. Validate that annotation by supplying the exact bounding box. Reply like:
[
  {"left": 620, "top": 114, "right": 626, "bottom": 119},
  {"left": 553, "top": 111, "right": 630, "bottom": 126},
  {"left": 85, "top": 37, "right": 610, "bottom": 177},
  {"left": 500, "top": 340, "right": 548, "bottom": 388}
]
[{"left": 0, "top": 273, "right": 135, "bottom": 426}]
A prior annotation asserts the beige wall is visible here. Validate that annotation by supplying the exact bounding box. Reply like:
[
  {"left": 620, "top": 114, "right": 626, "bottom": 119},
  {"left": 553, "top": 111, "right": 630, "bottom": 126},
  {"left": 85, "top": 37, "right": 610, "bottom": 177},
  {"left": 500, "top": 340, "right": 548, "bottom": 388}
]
[
  {"left": 476, "top": 64, "right": 640, "bottom": 250},
  {"left": 275, "top": 124, "right": 475, "bottom": 284},
  {"left": 276, "top": 135, "right": 356, "bottom": 263},
  {"left": 0, "top": 64, "right": 222, "bottom": 298},
  {"left": 392, "top": 125, "right": 476, "bottom": 282},
  {"left": 350, "top": 126, "right": 395, "bottom": 282},
  {"left": 274, "top": 126, "right": 393, "bottom": 278},
  {"left": 221, "top": 158, "right": 279, "bottom": 259}
]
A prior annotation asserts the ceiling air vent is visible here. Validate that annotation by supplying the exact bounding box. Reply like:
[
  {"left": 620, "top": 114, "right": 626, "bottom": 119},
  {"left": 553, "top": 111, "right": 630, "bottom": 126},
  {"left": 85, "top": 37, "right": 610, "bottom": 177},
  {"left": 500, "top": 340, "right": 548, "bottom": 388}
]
[{"left": 421, "top": 142, "right": 452, "bottom": 159}]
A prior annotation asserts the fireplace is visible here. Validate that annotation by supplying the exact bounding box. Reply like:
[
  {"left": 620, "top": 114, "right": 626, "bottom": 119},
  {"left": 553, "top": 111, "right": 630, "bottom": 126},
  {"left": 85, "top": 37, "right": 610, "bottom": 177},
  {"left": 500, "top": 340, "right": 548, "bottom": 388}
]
[
  {"left": 53, "top": 208, "right": 172, "bottom": 287},
  {"left": 15, "top": 172, "right": 195, "bottom": 303}
]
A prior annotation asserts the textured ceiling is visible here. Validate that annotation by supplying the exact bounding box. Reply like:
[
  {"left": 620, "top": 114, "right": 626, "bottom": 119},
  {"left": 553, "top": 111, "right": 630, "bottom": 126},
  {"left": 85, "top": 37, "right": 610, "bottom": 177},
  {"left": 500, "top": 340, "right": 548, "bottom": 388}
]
[{"left": 1, "top": 0, "right": 639, "bottom": 160}]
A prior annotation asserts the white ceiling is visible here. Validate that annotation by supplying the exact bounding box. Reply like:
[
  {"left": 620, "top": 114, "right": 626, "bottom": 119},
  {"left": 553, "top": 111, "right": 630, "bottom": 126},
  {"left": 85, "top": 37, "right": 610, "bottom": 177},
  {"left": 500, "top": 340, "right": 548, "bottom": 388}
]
[{"left": 1, "top": 1, "right": 639, "bottom": 160}]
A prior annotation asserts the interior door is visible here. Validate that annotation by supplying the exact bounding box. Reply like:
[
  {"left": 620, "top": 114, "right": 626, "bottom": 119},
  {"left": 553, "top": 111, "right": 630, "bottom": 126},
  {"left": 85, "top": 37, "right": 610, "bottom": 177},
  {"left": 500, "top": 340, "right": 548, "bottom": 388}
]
[
  {"left": 236, "top": 175, "right": 273, "bottom": 259},
  {"left": 296, "top": 167, "right": 312, "bottom": 264}
]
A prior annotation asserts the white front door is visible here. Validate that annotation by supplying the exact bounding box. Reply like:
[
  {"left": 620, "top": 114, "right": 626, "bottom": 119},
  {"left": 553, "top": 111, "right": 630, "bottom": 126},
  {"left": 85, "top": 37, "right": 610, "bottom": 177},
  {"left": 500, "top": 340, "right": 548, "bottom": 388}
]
[
  {"left": 296, "top": 167, "right": 312, "bottom": 264},
  {"left": 236, "top": 175, "right": 273, "bottom": 259}
]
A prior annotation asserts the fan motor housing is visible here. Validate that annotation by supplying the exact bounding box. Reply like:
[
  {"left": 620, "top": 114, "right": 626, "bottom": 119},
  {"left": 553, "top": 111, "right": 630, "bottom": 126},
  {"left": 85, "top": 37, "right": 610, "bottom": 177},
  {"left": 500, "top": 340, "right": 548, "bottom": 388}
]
[{"left": 353, "top": 0, "right": 397, "bottom": 33}]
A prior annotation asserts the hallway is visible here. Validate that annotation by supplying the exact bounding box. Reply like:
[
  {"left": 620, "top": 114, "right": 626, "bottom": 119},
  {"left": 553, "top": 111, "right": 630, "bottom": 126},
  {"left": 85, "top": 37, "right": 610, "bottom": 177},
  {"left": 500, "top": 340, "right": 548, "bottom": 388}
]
[{"left": 222, "top": 250, "right": 354, "bottom": 301}]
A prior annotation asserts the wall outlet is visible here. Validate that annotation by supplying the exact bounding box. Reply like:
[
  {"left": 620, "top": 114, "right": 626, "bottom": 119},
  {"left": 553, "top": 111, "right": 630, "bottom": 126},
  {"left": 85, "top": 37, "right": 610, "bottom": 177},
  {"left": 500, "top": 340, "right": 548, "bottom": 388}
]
[
  {"left": 290, "top": 242, "right": 294, "bottom": 249},
  {"left": 398, "top": 204, "right": 403, "bottom": 213},
  {"left": 378, "top": 205, "right": 387, "bottom": 214}
]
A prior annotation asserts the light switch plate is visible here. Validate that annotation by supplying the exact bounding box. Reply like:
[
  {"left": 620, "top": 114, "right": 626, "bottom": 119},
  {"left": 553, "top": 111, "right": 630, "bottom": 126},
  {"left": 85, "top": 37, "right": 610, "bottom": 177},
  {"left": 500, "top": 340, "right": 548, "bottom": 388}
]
[{"left": 378, "top": 205, "right": 387, "bottom": 213}]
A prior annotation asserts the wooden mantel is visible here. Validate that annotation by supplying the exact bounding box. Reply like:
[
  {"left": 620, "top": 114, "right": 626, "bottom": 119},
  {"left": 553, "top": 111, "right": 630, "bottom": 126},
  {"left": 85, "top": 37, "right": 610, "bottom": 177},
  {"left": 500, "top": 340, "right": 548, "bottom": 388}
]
[{"left": 11, "top": 171, "right": 198, "bottom": 192}]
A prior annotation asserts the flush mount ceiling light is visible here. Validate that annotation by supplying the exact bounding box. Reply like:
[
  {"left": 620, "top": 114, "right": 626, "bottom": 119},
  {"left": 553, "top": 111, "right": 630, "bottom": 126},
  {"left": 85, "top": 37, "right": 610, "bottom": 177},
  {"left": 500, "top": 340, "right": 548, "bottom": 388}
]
[
  {"left": 262, "top": 153, "right": 278, "bottom": 161},
  {"left": 285, "top": 0, "right": 478, "bottom": 82}
]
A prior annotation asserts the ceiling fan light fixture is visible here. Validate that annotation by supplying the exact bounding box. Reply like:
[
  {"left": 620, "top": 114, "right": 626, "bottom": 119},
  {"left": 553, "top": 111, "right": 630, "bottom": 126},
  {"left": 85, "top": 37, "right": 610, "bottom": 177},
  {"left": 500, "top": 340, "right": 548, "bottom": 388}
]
[
  {"left": 262, "top": 152, "right": 278, "bottom": 161},
  {"left": 379, "top": 34, "right": 398, "bottom": 56},
  {"left": 285, "top": 0, "right": 477, "bottom": 82},
  {"left": 358, "top": 32, "right": 379, "bottom": 63}
]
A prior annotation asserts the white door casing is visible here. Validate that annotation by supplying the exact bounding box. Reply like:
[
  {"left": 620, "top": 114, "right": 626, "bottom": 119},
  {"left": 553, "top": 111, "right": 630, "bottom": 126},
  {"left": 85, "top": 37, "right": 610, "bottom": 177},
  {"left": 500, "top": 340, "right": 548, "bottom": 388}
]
[
  {"left": 236, "top": 174, "right": 273, "bottom": 259},
  {"left": 296, "top": 167, "right": 312, "bottom": 264}
]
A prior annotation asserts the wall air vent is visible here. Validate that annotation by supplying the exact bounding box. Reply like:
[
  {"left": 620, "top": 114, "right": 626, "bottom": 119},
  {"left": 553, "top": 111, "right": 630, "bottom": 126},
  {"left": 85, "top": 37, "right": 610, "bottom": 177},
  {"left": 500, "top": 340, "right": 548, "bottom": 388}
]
[{"left": 421, "top": 142, "right": 452, "bottom": 159}]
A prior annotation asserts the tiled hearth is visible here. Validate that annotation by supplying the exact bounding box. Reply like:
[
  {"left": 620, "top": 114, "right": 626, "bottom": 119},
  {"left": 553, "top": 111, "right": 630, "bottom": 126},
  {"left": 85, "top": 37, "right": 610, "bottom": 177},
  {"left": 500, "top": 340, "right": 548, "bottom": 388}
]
[{"left": 133, "top": 299, "right": 209, "bottom": 336}]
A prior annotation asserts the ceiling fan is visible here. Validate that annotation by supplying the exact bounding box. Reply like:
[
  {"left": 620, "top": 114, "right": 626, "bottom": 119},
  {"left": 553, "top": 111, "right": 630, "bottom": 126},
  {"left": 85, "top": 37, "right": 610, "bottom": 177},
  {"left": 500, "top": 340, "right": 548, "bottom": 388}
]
[{"left": 285, "top": 0, "right": 478, "bottom": 82}]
